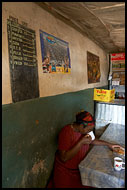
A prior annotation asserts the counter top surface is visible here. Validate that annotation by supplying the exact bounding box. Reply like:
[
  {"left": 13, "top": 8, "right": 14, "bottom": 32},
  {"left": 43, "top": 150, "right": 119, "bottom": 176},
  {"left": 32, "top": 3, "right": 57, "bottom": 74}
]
[{"left": 79, "top": 123, "right": 125, "bottom": 188}]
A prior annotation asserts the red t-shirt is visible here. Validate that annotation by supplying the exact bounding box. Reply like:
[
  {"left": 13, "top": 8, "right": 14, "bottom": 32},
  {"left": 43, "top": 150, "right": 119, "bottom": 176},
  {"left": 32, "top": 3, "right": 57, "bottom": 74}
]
[
  {"left": 56, "top": 125, "right": 90, "bottom": 169},
  {"left": 52, "top": 125, "right": 90, "bottom": 188}
]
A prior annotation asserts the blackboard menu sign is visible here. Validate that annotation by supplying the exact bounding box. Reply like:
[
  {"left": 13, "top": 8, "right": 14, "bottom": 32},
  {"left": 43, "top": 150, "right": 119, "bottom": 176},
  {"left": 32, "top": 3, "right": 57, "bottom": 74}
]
[{"left": 7, "top": 16, "right": 39, "bottom": 103}]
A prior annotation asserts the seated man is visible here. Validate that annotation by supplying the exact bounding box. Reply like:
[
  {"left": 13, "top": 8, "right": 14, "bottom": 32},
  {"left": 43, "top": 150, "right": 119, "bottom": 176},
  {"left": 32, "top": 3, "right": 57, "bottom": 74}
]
[{"left": 48, "top": 111, "right": 122, "bottom": 188}]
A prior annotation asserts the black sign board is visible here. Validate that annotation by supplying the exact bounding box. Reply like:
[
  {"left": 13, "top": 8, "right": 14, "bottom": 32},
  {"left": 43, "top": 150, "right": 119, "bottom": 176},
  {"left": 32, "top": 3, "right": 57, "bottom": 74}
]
[{"left": 7, "top": 16, "right": 39, "bottom": 103}]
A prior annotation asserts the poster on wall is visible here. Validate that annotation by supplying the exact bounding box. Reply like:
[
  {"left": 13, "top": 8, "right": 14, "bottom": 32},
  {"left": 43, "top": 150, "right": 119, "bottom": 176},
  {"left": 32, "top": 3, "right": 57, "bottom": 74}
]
[
  {"left": 7, "top": 16, "right": 39, "bottom": 103},
  {"left": 111, "top": 53, "right": 125, "bottom": 69},
  {"left": 40, "top": 30, "right": 71, "bottom": 73},
  {"left": 87, "top": 51, "right": 101, "bottom": 84}
]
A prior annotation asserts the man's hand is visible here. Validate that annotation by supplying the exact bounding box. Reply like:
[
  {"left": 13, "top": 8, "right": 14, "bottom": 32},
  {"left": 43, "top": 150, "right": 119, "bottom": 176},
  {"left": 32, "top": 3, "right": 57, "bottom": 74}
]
[
  {"left": 80, "top": 134, "right": 92, "bottom": 145},
  {"left": 108, "top": 144, "right": 123, "bottom": 151}
]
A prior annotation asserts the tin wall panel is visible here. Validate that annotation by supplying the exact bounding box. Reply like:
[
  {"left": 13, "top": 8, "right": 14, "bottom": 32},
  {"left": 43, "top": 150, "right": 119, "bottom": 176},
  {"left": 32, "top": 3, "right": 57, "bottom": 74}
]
[{"left": 95, "top": 102, "right": 125, "bottom": 125}]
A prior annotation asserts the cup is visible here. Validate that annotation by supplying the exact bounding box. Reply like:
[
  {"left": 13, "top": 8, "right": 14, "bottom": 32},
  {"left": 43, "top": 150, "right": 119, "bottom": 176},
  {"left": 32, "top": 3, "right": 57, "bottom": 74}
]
[
  {"left": 114, "top": 157, "right": 125, "bottom": 171},
  {"left": 87, "top": 131, "right": 95, "bottom": 141}
]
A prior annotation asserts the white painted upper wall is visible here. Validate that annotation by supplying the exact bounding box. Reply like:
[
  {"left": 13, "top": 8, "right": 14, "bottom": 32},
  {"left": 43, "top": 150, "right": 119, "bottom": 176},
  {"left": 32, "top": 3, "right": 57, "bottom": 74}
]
[{"left": 2, "top": 2, "right": 109, "bottom": 105}]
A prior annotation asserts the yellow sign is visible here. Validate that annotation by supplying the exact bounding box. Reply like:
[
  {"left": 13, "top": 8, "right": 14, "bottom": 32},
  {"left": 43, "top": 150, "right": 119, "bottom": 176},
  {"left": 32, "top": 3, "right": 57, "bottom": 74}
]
[{"left": 93, "top": 88, "right": 115, "bottom": 102}]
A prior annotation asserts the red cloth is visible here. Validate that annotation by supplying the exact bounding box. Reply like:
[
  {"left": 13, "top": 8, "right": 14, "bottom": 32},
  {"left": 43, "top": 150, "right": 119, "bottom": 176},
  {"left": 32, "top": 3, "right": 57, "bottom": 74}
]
[{"left": 50, "top": 125, "right": 92, "bottom": 188}]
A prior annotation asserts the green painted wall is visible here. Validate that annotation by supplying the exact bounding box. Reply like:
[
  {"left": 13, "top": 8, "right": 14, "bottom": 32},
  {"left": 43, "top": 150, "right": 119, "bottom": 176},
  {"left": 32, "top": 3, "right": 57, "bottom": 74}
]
[{"left": 2, "top": 86, "right": 107, "bottom": 188}]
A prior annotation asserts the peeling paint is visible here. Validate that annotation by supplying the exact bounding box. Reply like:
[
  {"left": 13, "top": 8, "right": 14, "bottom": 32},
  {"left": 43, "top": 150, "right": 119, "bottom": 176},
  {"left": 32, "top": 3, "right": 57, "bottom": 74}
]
[
  {"left": 17, "top": 151, "right": 22, "bottom": 155},
  {"left": 21, "top": 160, "right": 48, "bottom": 187},
  {"left": 21, "top": 170, "right": 29, "bottom": 187},
  {"left": 31, "top": 160, "right": 47, "bottom": 175}
]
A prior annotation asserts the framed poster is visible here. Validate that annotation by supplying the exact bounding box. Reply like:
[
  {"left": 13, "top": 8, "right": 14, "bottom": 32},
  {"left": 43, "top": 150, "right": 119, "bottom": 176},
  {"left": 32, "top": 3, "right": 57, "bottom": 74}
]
[
  {"left": 40, "top": 30, "right": 71, "bottom": 73},
  {"left": 87, "top": 51, "right": 101, "bottom": 84}
]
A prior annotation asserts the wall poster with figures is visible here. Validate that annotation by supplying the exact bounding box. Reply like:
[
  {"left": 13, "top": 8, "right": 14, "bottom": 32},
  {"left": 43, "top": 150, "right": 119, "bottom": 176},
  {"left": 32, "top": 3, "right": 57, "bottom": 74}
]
[
  {"left": 87, "top": 51, "right": 101, "bottom": 84},
  {"left": 40, "top": 30, "right": 71, "bottom": 74}
]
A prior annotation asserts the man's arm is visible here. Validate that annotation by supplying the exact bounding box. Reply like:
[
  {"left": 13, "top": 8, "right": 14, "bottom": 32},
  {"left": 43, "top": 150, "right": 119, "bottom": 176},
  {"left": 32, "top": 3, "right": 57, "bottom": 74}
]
[
  {"left": 91, "top": 138, "right": 123, "bottom": 150},
  {"left": 58, "top": 135, "right": 92, "bottom": 162}
]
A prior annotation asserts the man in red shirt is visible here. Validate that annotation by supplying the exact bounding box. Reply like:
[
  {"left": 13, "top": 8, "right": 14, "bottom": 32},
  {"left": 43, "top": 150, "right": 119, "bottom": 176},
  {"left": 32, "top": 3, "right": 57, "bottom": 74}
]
[{"left": 48, "top": 111, "right": 123, "bottom": 188}]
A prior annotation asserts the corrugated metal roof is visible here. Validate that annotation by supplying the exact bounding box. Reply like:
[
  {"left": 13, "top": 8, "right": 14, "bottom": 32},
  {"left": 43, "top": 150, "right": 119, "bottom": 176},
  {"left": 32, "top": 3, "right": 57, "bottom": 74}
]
[{"left": 36, "top": 2, "right": 125, "bottom": 53}]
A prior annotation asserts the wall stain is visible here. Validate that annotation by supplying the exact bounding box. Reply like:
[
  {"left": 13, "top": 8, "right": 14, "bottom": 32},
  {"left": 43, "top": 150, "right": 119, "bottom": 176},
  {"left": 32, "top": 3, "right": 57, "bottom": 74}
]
[
  {"left": 31, "top": 160, "right": 47, "bottom": 175},
  {"left": 31, "top": 140, "right": 34, "bottom": 144},
  {"left": 17, "top": 151, "right": 22, "bottom": 155},
  {"left": 21, "top": 159, "right": 48, "bottom": 187},
  {"left": 21, "top": 170, "right": 30, "bottom": 187}
]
